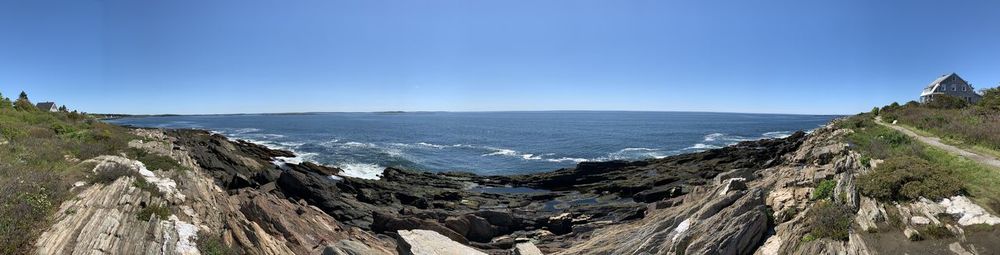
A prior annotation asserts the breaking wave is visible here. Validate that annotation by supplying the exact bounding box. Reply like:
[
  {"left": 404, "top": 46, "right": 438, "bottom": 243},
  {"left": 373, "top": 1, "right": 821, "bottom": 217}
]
[{"left": 336, "top": 162, "right": 385, "bottom": 180}]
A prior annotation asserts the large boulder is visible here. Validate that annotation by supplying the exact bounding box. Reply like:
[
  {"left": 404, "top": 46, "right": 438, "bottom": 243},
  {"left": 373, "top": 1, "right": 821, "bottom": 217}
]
[
  {"left": 396, "top": 230, "right": 487, "bottom": 255},
  {"left": 372, "top": 212, "right": 470, "bottom": 244},
  {"left": 444, "top": 214, "right": 495, "bottom": 243}
]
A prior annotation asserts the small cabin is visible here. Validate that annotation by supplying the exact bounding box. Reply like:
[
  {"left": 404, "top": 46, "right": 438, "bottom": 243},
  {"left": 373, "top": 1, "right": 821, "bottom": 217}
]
[
  {"left": 920, "top": 73, "right": 982, "bottom": 104},
  {"left": 35, "top": 102, "right": 58, "bottom": 112}
]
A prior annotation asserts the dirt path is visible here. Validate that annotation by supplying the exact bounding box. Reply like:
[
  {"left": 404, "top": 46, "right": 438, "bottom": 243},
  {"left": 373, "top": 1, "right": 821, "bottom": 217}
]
[{"left": 876, "top": 118, "right": 1000, "bottom": 169}]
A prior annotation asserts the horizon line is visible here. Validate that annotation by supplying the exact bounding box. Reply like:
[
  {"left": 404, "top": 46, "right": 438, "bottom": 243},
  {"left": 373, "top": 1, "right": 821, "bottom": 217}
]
[{"left": 99, "top": 109, "right": 849, "bottom": 117}]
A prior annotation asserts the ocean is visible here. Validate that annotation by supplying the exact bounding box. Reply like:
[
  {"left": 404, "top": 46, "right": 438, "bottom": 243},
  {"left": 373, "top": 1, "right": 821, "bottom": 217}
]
[{"left": 108, "top": 111, "right": 837, "bottom": 178}]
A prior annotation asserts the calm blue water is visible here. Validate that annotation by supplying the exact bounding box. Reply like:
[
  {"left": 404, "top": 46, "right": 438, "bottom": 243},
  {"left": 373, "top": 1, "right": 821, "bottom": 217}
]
[{"left": 109, "top": 111, "right": 836, "bottom": 177}]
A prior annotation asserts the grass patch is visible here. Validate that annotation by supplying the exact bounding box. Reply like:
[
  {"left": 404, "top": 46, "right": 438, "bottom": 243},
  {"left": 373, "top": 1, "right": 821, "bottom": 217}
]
[{"left": 136, "top": 204, "right": 171, "bottom": 221}]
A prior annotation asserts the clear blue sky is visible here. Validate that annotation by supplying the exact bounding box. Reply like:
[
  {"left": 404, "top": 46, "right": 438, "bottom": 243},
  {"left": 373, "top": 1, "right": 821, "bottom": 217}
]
[{"left": 1, "top": 0, "right": 999, "bottom": 115}]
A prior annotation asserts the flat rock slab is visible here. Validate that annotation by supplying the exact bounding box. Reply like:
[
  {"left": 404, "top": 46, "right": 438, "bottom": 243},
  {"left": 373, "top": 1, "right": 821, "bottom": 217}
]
[{"left": 398, "top": 229, "right": 487, "bottom": 255}]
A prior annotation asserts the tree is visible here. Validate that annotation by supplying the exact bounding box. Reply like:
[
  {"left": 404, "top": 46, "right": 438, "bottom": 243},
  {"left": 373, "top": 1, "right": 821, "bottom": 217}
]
[
  {"left": 924, "top": 94, "right": 967, "bottom": 109},
  {"left": 976, "top": 87, "right": 1000, "bottom": 112},
  {"left": 58, "top": 105, "right": 68, "bottom": 112},
  {"left": 13, "top": 91, "right": 36, "bottom": 111},
  {"left": 0, "top": 92, "right": 11, "bottom": 109}
]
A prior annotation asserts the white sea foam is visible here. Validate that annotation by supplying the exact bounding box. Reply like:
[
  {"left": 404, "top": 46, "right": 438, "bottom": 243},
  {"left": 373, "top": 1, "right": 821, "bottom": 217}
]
[
  {"left": 704, "top": 133, "right": 725, "bottom": 142},
  {"left": 337, "top": 162, "right": 384, "bottom": 180},
  {"left": 230, "top": 128, "right": 261, "bottom": 134},
  {"left": 343, "top": 141, "right": 371, "bottom": 147},
  {"left": 619, "top": 147, "right": 658, "bottom": 152},
  {"left": 545, "top": 157, "right": 590, "bottom": 163},
  {"left": 278, "top": 141, "right": 305, "bottom": 147},
  {"left": 687, "top": 143, "right": 722, "bottom": 150},
  {"left": 482, "top": 148, "right": 518, "bottom": 157},
  {"left": 763, "top": 131, "right": 793, "bottom": 139},
  {"left": 520, "top": 153, "right": 542, "bottom": 160},
  {"left": 415, "top": 142, "right": 449, "bottom": 148}
]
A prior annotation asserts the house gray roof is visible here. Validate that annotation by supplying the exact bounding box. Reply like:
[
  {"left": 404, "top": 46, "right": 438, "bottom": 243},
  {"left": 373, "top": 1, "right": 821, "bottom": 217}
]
[
  {"left": 36, "top": 102, "right": 56, "bottom": 110},
  {"left": 924, "top": 73, "right": 960, "bottom": 90},
  {"left": 921, "top": 73, "right": 972, "bottom": 96}
]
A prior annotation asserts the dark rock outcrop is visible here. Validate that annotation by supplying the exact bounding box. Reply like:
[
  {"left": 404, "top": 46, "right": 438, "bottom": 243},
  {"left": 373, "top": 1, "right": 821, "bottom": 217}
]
[{"left": 168, "top": 128, "right": 810, "bottom": 253}]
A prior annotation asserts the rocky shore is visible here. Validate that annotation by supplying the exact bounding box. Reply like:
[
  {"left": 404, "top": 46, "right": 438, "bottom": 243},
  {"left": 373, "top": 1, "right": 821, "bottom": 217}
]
[{"left": 32, "top": 121, "right": 1000, "bottom": 254}]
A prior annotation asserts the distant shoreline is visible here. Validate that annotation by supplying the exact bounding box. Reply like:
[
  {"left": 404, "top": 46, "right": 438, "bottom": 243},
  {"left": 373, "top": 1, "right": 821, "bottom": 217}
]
[{"left": 102, "top": 110, "right": 844, "bottom": 119}]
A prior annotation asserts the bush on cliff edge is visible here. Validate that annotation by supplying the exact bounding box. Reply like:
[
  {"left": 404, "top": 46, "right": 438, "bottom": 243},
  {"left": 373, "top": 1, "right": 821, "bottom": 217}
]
[{"left": 858, "top": 156, "right": 962, "bottom": 201}]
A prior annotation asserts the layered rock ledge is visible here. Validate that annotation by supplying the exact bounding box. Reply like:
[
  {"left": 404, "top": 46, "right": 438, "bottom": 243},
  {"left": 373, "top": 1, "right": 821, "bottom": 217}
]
[{"left": 35, "top": 121, "right": 1000, "bottom": 254}]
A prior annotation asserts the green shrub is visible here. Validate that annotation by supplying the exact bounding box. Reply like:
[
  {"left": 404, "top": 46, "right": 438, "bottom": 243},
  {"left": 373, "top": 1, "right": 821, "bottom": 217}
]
[
  {"left": 133, "top": 178, "right": 160, "bottom": 195},
  {"left": 835, "top": 114, "right": 875, "bottom": 130},
  {"left": 126, "top": 148, "right": 185, "bottom": 171},
  {"left": 89, "top": 162, "right": 138, "bottom": 184},
  {"left": 198, "top": 234, "right": 239, "bottom": 255},
  {"left": 0, "top": 92, "right": 135, "bottom": 253},
  {"left": 976, "top": 87, "right": 1000, "bottom": 112},
  {"left": 858, "top": 156, "right": 962, "bottom": 201},
  {"left": 806, "top": 200, "right": 853, "bottom": 241},
  {"left": 136, "top": 204, "right": 171, "bottom": 221},
  {"left": 922, "top": 224, "right": 955, "bottom": 239},
  {"left": 812, "top": 179, "right": 836, "bottom": 200},
  {"left": 800, "top": 233, "right": 816, "bottom": 242},
  {"left": 0, "top": 168, "right": 69, "bottom": 254},
  {"left": 925, "top": 94, "right": 968, "bottom": 109}
]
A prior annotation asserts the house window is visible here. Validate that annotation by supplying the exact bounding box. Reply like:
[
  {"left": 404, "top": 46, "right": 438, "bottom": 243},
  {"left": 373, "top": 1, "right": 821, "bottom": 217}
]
[{"left": 952, "top": 85, "right": 957, "bottom": 91}]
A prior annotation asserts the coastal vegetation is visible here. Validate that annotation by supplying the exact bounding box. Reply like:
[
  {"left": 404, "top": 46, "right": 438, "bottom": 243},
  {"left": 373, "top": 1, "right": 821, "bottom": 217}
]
[
  {"left": 0, "top": 91, "right": 135, "bottom": 254},
  {"left": 805, "top": 200, "right": 853, "bottom": 241},
  {"left": 880, "top": 88, "right": 1000, "bottom": 153},
  {"left": 840, "top": 91, "right": 1000, "bottom": 213}
]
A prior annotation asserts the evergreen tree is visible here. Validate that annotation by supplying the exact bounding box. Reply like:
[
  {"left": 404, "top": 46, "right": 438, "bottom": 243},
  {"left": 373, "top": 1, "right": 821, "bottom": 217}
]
[
  {"left": 58, "top": 105, "right": 68, "bottom": 112},
  {"left": 977, "top": 87, "right": 1000, "bottom": 112},
  {"left": 13, "top": 91, "right": 36, "bottom": 111},
  {"left": 0, "top": 92, "right": 11, "bottom": 109}
]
